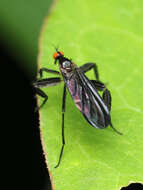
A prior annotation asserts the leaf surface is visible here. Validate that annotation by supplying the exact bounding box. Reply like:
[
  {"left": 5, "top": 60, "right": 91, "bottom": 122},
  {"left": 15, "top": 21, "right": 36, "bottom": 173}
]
[{"left": 38, "top": 0, "right": 143, "bottom": 189}]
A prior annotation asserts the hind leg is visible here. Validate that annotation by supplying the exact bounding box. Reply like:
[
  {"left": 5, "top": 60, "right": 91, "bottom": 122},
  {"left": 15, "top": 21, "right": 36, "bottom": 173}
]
[
  {"left": 90, "top": 80, "right": 122, "bottom": 135},
  {"left": 102, "top": 89, "right": 111, "bottom": 112},
  {"left": 102, "top": 89, "right": 122, "bottom": 135},
  {"left": 90, "top": 79, "right": 111, "bottom": 111},
  {"left": 80, "top": 63, "right": 99, "bottom": 80}
]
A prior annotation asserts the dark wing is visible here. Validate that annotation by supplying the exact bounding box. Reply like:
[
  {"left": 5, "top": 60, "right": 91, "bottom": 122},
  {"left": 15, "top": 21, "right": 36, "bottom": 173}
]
[{"left": 74, "top": 68, "right": 111, "bottom": 129}]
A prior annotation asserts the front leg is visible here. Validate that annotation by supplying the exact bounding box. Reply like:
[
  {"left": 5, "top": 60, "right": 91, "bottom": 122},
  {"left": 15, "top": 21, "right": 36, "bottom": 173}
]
[
  {"left": 33, "top": 77, "right": 62, "bottom": 111},
  {"left": 34, "top": 87, "right": 48, "bottom": 111},
  {"left": 80, "top": 63, "right": 99, "bottom": 80},
  {"left": 39, "top": 67, "right": 60, "bottom": 78},
  {"left": 33, "top": 77, "right": 62, "bottom": 88}
]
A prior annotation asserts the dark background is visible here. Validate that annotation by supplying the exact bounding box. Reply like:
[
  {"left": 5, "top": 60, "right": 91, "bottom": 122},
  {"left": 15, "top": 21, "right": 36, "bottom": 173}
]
[{"left": 0, "top": 0, "right": 52, "bottom": 190}]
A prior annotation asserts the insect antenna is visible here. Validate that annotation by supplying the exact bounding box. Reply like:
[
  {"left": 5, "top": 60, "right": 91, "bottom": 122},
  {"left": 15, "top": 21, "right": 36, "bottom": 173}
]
[{"left": 52, "top": 43, "right": 59, "bottom": 52}]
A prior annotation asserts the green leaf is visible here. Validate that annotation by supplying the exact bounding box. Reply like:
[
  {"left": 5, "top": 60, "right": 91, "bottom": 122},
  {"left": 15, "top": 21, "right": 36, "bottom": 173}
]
[{"left": 38, "top": 0, "right": 143, "bottom": 189}]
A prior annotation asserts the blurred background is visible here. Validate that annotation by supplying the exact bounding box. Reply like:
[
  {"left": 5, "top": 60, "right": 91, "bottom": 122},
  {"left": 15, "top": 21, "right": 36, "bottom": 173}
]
[{"left": 0, "top": 0, "right": 52, "bottom": 189}]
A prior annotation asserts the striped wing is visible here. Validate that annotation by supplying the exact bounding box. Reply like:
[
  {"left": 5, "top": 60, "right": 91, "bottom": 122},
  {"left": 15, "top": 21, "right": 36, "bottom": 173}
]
[{"left": 66, "top": 68, "right": 111, "bottom": 129}]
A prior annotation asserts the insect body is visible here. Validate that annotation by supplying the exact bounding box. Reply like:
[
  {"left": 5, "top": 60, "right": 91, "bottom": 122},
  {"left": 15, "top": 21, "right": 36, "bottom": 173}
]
[{"left": 33, "top": 50, "right": 122, "bottom": 168}]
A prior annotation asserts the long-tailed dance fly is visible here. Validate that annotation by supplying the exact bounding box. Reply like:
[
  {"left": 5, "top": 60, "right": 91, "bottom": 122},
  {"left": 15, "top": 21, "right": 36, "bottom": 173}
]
[{"left": 33, "top": 50, "right": 122, "bottom": 168}]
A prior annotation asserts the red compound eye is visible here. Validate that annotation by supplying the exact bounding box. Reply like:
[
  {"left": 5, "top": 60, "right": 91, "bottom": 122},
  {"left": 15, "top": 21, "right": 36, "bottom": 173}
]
[{"left": 53, "top": 51, "right": 64, "bottom": 59}]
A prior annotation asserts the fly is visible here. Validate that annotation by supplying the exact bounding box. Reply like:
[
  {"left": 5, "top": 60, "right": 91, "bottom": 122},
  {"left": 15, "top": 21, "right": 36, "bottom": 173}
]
[{"left": 33, "top": 49, "right": 122, "bottom": 168}]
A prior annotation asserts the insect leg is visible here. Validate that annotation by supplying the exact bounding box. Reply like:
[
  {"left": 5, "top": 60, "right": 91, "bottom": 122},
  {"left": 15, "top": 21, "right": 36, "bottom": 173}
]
[
  {"left": 80, "top": 63, "right": 99, "bottom": 80},
  {"left": 33, "top": 77, "right": 62, "bottom": 88},
  {"left": 39, "top": 68, "right": 60, "bottom": 78},
  {"left": 90, "top": 80, "right": 106, "bottom": 91},
  {"left": 102, "top": 89, "right": 123, "bottom": 135},
  {"left": 33, "top": 77, "right": 62, "bottom": 111},
  {"left": 90, "top": 80, "right": 111, "bottom": 110},
  {"left": 110, "top": 122, "right": 123, "bottom": 135},
  {"left": 55, "top": 84, "right": 66, "bottom": 168},
  {"left": 34, "top": 87, "right": 48, "bottom": 111},
  {"left": 102, "top": 89, "right": 111, "bottom": 111}
]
